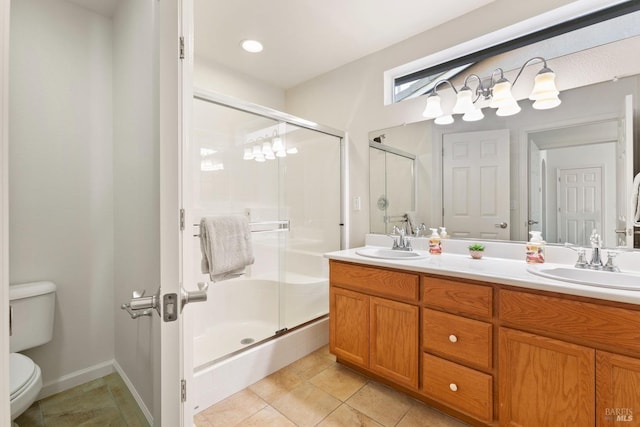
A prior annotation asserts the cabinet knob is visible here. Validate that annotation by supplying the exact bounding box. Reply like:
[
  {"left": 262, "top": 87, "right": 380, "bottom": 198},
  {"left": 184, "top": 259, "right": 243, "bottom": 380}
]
[
  {"left": 448, "top": 334, "right": 458, "bottom": 343},
  {"left": 449, "top": 383, "right": 458, "bottom": 392}
]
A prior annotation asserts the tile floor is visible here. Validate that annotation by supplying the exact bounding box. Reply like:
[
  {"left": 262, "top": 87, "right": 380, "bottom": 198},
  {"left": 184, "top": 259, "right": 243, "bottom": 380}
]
[
  {"left": 14, "top": 372, "right": 149, "bottom": 427},
  {"left": 195, "top": 345, "right": 471, "bottom": 427}
]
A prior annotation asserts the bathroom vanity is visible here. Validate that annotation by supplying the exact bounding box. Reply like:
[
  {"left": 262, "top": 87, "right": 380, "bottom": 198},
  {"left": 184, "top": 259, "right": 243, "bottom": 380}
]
[{"left": 326, "top": 248, "right": 640, "bottom": 427}]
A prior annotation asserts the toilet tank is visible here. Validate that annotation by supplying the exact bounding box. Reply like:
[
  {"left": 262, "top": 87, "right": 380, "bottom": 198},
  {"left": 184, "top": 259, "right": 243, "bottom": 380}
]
[{"left": 9, "top": 281, "right": 56, "bottom": 353}]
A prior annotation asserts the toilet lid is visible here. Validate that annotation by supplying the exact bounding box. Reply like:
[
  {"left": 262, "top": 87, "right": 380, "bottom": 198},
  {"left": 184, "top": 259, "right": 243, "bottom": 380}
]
[{"left": 10, "top": 353, "right": 37, "bottom": 400}]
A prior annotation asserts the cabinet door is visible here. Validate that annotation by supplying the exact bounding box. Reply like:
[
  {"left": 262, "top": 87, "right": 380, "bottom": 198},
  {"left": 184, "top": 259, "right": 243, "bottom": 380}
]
[
  {"left": 596, "top": 351, "right": 640, "bottom": 426},
  {"left": 370, "top": 296, "right": 419, "bottom": 388},
  {"left": 330, "top": 286, "right": 369, "bottom": 367},
  {"left": 499, "top": 328, "right": 595, "bottom": 427}
]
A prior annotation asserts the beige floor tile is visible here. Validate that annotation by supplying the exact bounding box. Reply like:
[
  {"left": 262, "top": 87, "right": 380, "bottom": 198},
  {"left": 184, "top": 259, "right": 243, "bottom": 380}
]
[
  {"left": 309, "top": 364, "right": 368, "bottom": 401},
  {"left": 198, "top": 388, "right": 267, "bottom": 427},
  {"left": 104, "top": 373, "right": 150, "bottom": 427},
  {"left": 397, "top": 402, "right": 471, "bottom": 427},
  {"left": 41, "top": 406, "right": 126, "bottom": 427},
  {"left": 249, "top": 368, "right": 305, "bottom": 404},
  {"left": 316, "top": 403, "right": 383, "bottom": 427},
  {"left": 237, "top": 406, "right": 297, "bottom": 427},
  {"left": 14, "top": 402, "right": 44, "bottom": 427},
  {"left": 346, "top": 382, "right": 413, "bottom": 427},
  {"left": 40, "top": 383, "right": 118, "bottom": 418},
  {"left": 286, "top": 349, "right": 335, "bottom": 380},
  {"left": 271, "top": 382, "right": 341, "bottom": 427}
]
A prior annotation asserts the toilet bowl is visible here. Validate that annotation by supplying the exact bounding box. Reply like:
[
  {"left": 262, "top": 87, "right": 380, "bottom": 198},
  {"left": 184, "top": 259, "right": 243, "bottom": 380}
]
[
  {"left": 10, "top": 353, "right": 43, "bottom": 420},
  {"left": 8, "top": 281, "right": 56, "bottom": 423}
]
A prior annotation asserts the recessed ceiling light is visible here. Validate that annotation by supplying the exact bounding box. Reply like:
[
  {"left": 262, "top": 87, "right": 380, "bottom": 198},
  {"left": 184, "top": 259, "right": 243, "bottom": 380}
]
[{"left": 240, "top": 39, "right": 263, "bottom": 53}]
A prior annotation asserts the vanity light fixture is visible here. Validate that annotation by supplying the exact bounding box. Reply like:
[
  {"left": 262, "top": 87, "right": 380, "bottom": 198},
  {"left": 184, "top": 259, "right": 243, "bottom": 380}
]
[
  {"left": 240, "top": 39, "right": 264, "bottom": 53},
  {"left": 422, "top": 57, "right": 560, "bottom": 125}
]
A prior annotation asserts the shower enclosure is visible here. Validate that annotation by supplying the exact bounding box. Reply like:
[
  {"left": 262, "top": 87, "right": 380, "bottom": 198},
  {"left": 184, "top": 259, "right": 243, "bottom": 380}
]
[{"left": 188, "top": 90, "right": 343, "bottom": 377}]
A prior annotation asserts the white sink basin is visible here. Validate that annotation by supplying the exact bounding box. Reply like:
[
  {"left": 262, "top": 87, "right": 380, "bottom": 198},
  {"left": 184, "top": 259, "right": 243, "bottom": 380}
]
[
  {"left": 527, "top": 265, "right": 640, "bottom": 291},
  {"left": 355, "top": 247, "right": 429, "bottom": 260}
]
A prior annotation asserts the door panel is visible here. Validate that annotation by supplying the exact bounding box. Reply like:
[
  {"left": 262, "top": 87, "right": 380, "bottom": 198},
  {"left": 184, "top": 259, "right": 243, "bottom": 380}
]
[
  {"left": 443, "top": 130, "right": 510, "bottom": 239},
  {"left": 557, "top": 167, "right": 602, "bottom": 245}
]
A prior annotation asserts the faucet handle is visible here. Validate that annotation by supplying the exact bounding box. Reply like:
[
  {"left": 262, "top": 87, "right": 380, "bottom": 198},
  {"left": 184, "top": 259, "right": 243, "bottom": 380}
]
[
  {"left": 603, "top": 250, "right": 621, "bottom": 272},
  {"left": 574, "top": 248, "right": 588, "bottom": 269}
]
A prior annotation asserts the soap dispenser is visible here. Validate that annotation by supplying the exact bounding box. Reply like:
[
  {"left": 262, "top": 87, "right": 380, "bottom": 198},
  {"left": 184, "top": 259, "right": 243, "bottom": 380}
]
[
  {"left": 439, "top": 227, "right": 448, "bottom": 239},
  {"left": 526, "top": 231, "right": 546, "bottom": 263},
  {"left": 429, "top": 228, "right": 442, "bottom": 255}
]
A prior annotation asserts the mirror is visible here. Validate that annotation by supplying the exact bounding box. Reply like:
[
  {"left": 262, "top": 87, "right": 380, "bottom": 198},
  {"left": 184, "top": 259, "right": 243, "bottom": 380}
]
[
  {"left": 369, "top": 74, "right": 638, "bottom": 247},
  {"left": 369, "top": 7, "right": 640, "bottom": 248},
  {"left": 368, "top": 140, "right": 416, "bottom": 234}
]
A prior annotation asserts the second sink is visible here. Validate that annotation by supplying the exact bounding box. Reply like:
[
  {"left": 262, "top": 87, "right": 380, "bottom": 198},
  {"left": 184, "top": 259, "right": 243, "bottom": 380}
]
[
  {"left": 527, "top": 265, "right": 640, "bottom": 291},
  {"left": 355, "top": 247, "right": 429, "bottom": 260}
]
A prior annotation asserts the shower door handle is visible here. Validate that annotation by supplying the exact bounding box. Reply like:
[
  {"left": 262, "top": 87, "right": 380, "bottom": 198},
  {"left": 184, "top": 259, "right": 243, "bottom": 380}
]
[{"left": 181, "top": 282, "right": 209, "bottom": 312}]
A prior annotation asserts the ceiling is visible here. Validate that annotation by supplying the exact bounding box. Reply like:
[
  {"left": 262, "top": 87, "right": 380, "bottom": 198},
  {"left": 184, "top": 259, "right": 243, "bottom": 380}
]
[
  {"left": 67, "top": 0, "right": 496, "bottom": 89},
  {"left": 194, "top": 0, "right": 496, "bottom": 89}
]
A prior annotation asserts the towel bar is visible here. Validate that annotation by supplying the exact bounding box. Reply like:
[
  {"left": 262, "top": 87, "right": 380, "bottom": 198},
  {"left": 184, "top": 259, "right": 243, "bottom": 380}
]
[{"left": 193, "top": 219, "right": 290, "bottom": 237}]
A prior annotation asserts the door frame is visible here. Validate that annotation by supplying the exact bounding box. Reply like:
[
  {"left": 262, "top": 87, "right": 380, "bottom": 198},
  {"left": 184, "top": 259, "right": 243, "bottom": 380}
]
[{"left": 1, "top": 0, "right": 10, "bottom": 420}]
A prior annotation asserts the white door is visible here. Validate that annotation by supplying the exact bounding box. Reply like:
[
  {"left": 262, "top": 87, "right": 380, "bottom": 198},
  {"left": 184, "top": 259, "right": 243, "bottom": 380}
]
[
  {"left": 1, "top": 0, "right": 10, "bottom": 419},
  {"left": 556, "top": 167, "right": 603, "bottom": 246},
  {"left": 159, "top": 0, "right": 193, "bottom": 425},
  {"left": 442, "top": 130, "right": 510, "bottom": 239}
]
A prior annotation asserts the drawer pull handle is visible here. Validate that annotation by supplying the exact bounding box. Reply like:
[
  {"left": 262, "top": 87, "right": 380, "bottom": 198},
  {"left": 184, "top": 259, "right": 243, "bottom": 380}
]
[
  {"left": 449, "top": 383, "right": 458, "bottom": 392},
  {"left": 448, "top": 334, "right": 458, "bottom": 343}
]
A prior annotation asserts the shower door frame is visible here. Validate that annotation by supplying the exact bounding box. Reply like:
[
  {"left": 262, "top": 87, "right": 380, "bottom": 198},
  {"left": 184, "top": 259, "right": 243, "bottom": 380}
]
[{"left": 181, "top": 87, "right": 346, "bottom": 418}]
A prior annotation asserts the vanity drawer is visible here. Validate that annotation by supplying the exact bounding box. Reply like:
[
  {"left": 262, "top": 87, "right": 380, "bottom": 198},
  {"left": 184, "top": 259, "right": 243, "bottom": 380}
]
[
  {"left": 422, "top": 276, "right": 492, "bottom": 319},
  {"left": 500, "top": 289, "right": 640, "bottom": 354},
  {"left": 422, "top": 353, "right": 493, "bottom": 423},
  {"left": 330, "top": 261, "right": 419, "bottom": 302},
  {"left": 423, "top": 308, "right": 492, "bottom": 370}
]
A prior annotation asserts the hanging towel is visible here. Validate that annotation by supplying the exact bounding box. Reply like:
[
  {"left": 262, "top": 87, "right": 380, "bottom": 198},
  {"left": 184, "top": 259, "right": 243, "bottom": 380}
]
[
  {"left": 200, "top": 215, "right": 255, "bottom": 282},
  {"left": 633, "top": 173, "right": 640, "bottom": 226}
]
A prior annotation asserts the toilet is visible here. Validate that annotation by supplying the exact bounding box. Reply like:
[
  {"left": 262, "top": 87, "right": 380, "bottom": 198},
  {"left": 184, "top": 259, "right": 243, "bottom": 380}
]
[{"left": 9, "top": 281, "right": 56, "bottom": 424}]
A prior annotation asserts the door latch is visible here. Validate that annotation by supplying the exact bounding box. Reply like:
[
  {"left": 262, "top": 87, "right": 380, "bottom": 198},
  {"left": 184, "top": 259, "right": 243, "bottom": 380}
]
[{"left": 121, "top": 288, "right": 161, "bottom": 319}]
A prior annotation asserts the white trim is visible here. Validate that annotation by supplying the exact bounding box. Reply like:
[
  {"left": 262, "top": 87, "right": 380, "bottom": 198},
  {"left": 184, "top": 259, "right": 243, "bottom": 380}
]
[
  {"left": 38, "top": 360, "right": 114, "bottom": 399},
  {"left": 1, "top": 0, "right": 10, "bottom": 420},
  {"left": 113, "top": 360, "right": 154, "bottom": 426},
  {"left": 383, "top": 0, "right": 630, "bottom": 105}
]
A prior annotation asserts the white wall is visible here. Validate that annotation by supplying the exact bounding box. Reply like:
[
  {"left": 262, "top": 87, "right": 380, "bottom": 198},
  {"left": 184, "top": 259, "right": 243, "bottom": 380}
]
[
  {"left": 195, "top": 56, "right": 285, "bottom": 110},
  {"left": 284, "top": 0, "right": 609, "bottom": 246},
  {"left": 9, "top": 0, "right": 114, "bottom": 391},
  {"left": 113, "top": 0, "right": 158, "bottom": 418}
]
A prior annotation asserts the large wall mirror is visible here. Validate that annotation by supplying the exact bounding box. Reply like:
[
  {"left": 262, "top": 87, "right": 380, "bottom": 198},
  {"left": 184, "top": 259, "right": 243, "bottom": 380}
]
[{"left": 369, "top": 5, "right": 640, "bottom": 248}]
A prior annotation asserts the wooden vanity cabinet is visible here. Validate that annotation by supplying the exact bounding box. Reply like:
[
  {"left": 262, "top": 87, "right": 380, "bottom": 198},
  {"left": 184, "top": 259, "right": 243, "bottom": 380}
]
[
  {"left": 421, "top": 276, "right": 495, "bottom": 424},
  {"left": 329, "top": 261, "right": 419, "bottom": 389},
  {"left": 499, "top": 289, "right": 640, "bottom": 427}
]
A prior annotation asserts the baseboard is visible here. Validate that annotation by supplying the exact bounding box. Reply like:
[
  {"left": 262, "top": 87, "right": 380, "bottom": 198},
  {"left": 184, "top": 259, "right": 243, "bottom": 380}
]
[
  {"left": 113, "top": 360, "right": 154, "bottom": 426},
  {"left": 39, "top": 359, "right": 114, "bottom": 400}
]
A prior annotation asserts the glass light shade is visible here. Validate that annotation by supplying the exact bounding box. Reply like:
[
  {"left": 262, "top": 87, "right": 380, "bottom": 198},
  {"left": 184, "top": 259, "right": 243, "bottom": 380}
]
[
  {"left": 262, "top": 142, "right": 273, "bottom": 155},
  {"left": 462, "top": 107, "right": 484, "bottom": 122},
  {"left": 530, "top": 69, "right": 561, "bottom": 109},
  {"left": 286, "top": 147, "right": 298, "bottom": 154},
  {"left": 252, "top": 145, "right": 262, "bottom": 156},
  {"left": 422, "top": 94, "right": 443, "bottom": 118},
  {"left": 265, "top": 152, "right": 275, "bottom": 160},
  {"left": 532, "top": 96, "right": 561, "bottom": 110},
  {"left": 276, "top": 150, "right": 287, "bottom": 158},
  {"left": 243, "top": 147, "right": 253, "bottom": 160},
  {"left": 254, "top": 154, "right": 265, "bottom": 162},
  {"left": 434, "top": 114, "right": 454, "bottom": 125},
  {"left": 489, "top": 80, "right": 516, "bottom": 109},
  {"left": 452, "top": 87, "right": 475, "bottom": 114},
  {"left": 529, "top": 69, "right": 559, "bottom": 100},
  {"left": 271, "top": 136, "right": 284, "bottom": 152},
  {"left": 496, "top": 99, "right": 521, "bottom": 116}
]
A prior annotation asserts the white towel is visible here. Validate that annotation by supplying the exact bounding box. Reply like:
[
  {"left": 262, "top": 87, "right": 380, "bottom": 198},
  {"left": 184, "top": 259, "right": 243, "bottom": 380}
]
[
  {"left": 200, "top": 215, "right": 255, "bottom": 282},
  {"left": 633, "top": 173, "right": 640, "bottom": 226}
]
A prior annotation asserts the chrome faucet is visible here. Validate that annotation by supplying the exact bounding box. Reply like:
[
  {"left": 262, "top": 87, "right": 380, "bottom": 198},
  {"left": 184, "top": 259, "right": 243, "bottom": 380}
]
[
  {"left": 588, "top": 229, "right": 603, "bottom": 270},
  {"left": 391, "top": 226, "right": 412, "bottom": 251},
  {"left": 414, "top": 223, "right": 427, "bottom": 237}
]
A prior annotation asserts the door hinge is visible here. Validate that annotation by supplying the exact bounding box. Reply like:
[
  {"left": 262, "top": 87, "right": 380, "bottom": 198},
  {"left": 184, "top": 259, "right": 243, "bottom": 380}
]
[
  {"left": 179, "top": 36, "right": 185, "bottom": 60},
  {"left": 180, "top": 208, "right": 185, "bottom": 231},
  {"left": 181, "top": 379, "right": 187, "bottom": 402}
]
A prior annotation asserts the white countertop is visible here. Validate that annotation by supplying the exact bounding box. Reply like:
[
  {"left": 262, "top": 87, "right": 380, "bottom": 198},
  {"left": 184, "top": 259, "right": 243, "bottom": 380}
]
[{"left": 325, "top": 245, "right": 640, "bottom": 306}]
